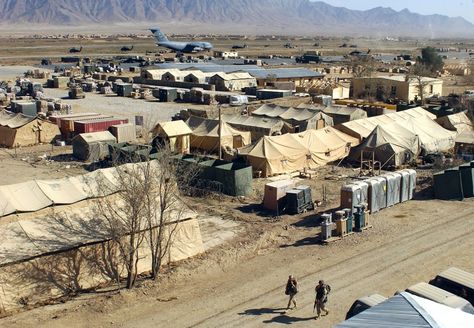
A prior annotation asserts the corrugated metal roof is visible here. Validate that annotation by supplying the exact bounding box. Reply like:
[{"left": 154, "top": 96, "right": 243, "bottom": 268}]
[
  {"left": 151, "top": 63, "right": 323, "bottom": 79},
  {"left": 336, "top": 292, "right": 474, "bottom": 328},
  {"left": 246, "top": 68, "right": 323, "bottom": 79},
  {"left": 336, "top": 293, "right": 433, "bottom": 328}
]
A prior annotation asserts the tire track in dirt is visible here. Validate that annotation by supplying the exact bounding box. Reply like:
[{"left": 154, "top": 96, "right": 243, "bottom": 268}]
[{"left": 186, "top": 208, "right": 474, "bottom": 328}]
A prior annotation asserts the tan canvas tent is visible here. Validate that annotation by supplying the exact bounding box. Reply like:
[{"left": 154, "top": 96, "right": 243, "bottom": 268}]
[
  {"left": 152, "top": 120, "right": 192, "bottom": 153},
  {"left": 0, "top": 200, "right": 204, "bottom": 312},
  {"left": 350, "top": 123, "right": 421, "bottom": 168},
  {"left": 252, "top": 104, "right": 334, "bottom": 131},
  {"left": 336, "top": 107, "right": 455, "bottom": 154},
  {"left": 436, "top": 112, "right": 473, "bottom": 134},
  {"left": 336, "top": 107, "right": 436, "bottom": 141},
  {"left": 0, "top": 111, "right": 60, "bottom": 147},
  {"left": 186, "top": 115, "right": 251, "bottom": 152},
  {"left": 244, "top": 127, "right": 358, "bottom": 176}
]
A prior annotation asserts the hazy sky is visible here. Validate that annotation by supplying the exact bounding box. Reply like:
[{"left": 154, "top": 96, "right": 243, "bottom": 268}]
[{"left": 320, "top": 0, "right": 474, "bottom": 23}]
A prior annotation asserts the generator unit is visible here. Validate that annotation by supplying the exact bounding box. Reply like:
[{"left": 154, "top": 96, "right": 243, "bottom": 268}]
[{"left": 285, "top": 185, "right": 314, "bottom": 214}]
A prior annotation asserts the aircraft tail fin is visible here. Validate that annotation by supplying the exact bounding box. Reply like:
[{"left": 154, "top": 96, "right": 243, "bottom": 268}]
[{"left": 150, "top": 27, "right": 169, "bottom": 43}]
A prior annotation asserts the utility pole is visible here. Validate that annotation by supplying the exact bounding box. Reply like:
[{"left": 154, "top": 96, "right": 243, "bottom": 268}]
[{"left": 218, "top": 103, "right": 222, "bottom": 160}]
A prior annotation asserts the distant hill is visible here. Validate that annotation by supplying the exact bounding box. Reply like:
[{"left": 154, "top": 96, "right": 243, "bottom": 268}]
[{"left": 0, "top": 0, "right": 472, "bottom": 37}]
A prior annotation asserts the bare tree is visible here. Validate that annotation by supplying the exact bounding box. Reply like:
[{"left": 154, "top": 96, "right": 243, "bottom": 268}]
[
  {"left": 93, "top": 164, "right": 149, "bottom": 289},
  {"left": 143, "top": 147, "right": 201, "bottom": 280},
  {"left": 406, "top": 64, "right": 435, "bottom": 105},
  {"left": 93, "top": 146, "right": 201, "bottom": 287}
]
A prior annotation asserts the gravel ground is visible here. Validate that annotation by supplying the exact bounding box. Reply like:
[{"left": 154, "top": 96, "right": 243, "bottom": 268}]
[{"left": 43, "top": 88, "right": 188, "bottom": 126}]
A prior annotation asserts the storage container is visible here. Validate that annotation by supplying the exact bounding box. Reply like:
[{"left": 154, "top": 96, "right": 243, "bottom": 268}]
[
  {"left": 74, "top": 118, "right": 128, "bottom": 134},
  {"left": 433, "top": 168, "right": 464, "bottom": 200},
  {"left": 109, "top": 123, "right": 136, "bottom": 143},
  {"left": 459, "top": 163, "right": 474, "bottom": 198},
  {"left": 264, "top": 180, "right": 295, "bottom": 212},
  {"left": 116, "top": 83, "right": 133, "bottom": 97}
]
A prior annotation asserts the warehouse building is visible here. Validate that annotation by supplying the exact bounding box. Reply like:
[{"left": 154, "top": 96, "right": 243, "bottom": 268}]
[{"left": 353, "top": 75, "right": 443, "bottom": 102}]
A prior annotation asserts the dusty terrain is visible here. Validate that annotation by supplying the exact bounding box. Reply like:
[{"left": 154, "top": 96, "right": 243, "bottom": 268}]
[
  {"left": 0, "top": 157, "right": 473, "bottom": 327},
  {"left": 0, "top": 36, "right": 473, "bottom": 327}
]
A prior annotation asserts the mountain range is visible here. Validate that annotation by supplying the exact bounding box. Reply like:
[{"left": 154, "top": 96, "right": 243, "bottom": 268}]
[{"left": 0, "top": 0, "right": 472, "bottom": 37}]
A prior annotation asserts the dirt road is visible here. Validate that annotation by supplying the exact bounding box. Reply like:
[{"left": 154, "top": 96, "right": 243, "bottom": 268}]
[{"left": 2, "top": 198, "right": 473, "bottom": 328}]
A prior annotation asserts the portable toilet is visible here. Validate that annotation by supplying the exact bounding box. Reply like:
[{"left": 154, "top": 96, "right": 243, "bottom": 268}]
[
  {"left": 352, "top": 181, "right": 369, "bottom": 206},
  {"left": 399, "top": 170, "right": 411, "bottom": 202},
  {"left": 343, "top": 208, "right": 353, "bottom": 233},
  {"left": 321, "top": 213, "right": 333, "bottom": 240},
  {"left": 365, "top": 177, "right": 387, "bottom": 213},
  {"left": 401, "top": 169, "right": 417, "bottom": 200},
  {"left": 340, "top": 184, "right": 362, "bottom": 214},
  {"left": 382, "top": 173, "right": 401, "bottom": 207}
]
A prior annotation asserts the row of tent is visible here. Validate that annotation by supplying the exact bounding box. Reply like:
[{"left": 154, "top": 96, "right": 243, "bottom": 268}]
[
  {"left": 347, "top": 111, "right": 471, "bottom": 168},
  {"left": 0, "top": 161, "right": 160, "bottom": 217},
  {"left": 238, "top": 127, "right": 358, "bottom": 177},
  {"left": 236, "top": 107, "right": 469, "bottom": 176}
]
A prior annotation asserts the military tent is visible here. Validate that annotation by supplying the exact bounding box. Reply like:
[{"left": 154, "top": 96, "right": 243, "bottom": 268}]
[
  {"left": 243, "top": 127, "right": 358, "bottom": 177},
  {"left": 336, "top": 107, "right": 436, "bottom": 141},
  {"left": 223, "top": 114, "right": 288, "bottom": 142},
  {"left": 152, "top": 120, "right": 192, "bottom": 153},
  {"left": 350, "top": 123, "right": 421, "bottom": 168},
  {"left": 252, "top": 104, "right": 333, "bottom": 131},
  {"left": 336, "top": 107, "right": 455, "bottom": 154},
  {"left": 436, "top": 112, "right": 473, "bottom": 134},
  {"left": 322, "top": 106, "right": 368, "bottom": 125},
  {"left": 72, "top": 131, "right": 117, "bottom": 162},
  {"left": 0, "top": 111, "right": 60, "bottom": 148},
  {"left": 186, "top": 116, "right": 251, "bottom": 152}
]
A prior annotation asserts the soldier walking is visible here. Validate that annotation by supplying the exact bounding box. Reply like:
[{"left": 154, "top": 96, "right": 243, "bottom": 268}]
[
  {"left": 285, "top": 275, "right": 298, "bottom": 310},
  {"left": 314, "top": 280, "right": 331, "bottom": 319}
]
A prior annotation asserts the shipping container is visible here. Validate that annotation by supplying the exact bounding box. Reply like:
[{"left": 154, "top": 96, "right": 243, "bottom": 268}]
[
  {"left": 50, "top": 112, "right": 100, "bottom": 125},
  {"left": 459, "top": 163, "right": 474, "bottom": 198},
  {"left": 433, "top": 168, "right": 464, "bottom": 200},
  {"left": 109, "top": 123, "right": 136, "bottom": 143},
  {"left": 256, "top": 89, "right": 292, "bottom": 100},
  {"left": 60, "top": 114, "right": 110, "bottom": 135},
  {"left": 116, "top": 83, "right": 133, "bottom": 97},
  {"left": 264, "top": 180, "right": 295, "bottom": 212},
  {"left": 74, "top": 117, "right": 128, "bottom": 134},
  {"left": 11, "top": 101, "right": 37, "bottom": 117}
]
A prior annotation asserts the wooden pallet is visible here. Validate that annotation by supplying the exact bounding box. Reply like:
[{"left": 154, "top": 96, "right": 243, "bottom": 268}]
[
  {"left": 321, "top": 231, "right": 355, "bottom": 244},
  {"left": 355, "top": 225, "right": 373, "bottom": 232}
]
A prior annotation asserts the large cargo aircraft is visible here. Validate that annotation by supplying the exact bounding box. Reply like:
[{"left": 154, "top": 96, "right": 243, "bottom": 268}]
[{"left": 150, "top": 28, "right": 213, "bottom": 53}]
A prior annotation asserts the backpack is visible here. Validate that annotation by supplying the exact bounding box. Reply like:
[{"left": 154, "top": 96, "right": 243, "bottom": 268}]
[{"left": 326, "top": 284, "right": 331, "bottom": 294}]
